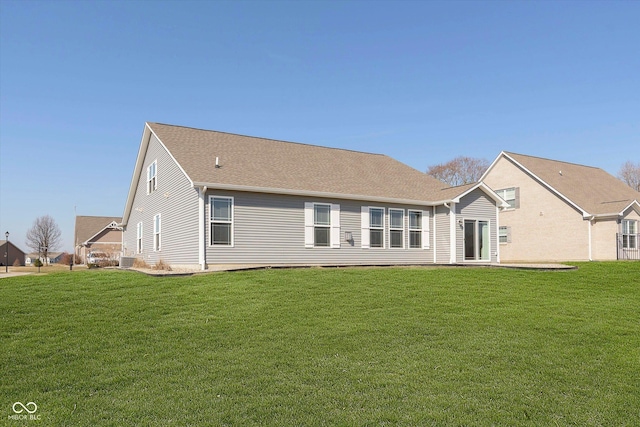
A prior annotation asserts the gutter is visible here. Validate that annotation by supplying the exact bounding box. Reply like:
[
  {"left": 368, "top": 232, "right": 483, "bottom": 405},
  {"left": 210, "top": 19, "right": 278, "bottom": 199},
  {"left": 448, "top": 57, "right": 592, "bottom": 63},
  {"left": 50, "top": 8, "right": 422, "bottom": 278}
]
[{"left": 192, "top": 181, "right": 443, "bottom": 207}]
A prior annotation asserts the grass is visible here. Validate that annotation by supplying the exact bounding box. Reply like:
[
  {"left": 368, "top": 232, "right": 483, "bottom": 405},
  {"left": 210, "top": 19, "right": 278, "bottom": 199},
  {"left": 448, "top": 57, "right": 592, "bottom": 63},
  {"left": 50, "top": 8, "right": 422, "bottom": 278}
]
[{"left": 1, "top": 263, "right": 639, "bottom": 426}]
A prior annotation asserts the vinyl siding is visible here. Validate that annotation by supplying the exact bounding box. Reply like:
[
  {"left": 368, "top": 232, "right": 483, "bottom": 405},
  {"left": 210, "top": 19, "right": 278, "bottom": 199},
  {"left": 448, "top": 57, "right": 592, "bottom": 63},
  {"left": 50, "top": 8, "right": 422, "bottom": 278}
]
[
  {"left": 205, "top": 190, "right": 436, "bottom": 265},
  {"left": 456, "top": 189, "right": 499, "bottom": 263},
  {"left": 123, "top": 134, "right": 200, "bottom": 265},
  {"left": 435, "top": 205, "right": 451, "bottom": 264}
]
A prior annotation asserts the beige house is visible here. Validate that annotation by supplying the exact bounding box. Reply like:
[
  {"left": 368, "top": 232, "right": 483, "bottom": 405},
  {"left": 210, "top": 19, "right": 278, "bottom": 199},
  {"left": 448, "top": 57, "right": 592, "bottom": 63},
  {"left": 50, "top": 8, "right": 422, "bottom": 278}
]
[
  {"left": 74, "top": 216, "right": 123, "bottom": 263},
  {"left": 482, "top": 152, "right": 640, "bottom": 262}
]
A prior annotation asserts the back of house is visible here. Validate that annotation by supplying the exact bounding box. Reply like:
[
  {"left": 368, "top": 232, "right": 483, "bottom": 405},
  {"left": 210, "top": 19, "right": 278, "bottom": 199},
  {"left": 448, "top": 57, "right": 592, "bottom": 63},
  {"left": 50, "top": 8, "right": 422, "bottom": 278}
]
[{"left": 121, "top": 122, "right": 506, "bottom": 270}]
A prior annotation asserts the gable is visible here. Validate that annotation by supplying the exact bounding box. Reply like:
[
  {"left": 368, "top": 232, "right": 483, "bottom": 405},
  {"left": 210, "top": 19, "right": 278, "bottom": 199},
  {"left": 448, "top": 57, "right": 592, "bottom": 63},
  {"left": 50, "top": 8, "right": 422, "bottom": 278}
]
[
  {"left": 483, "top": 152, "right": 640, "bottom": 217},
  {"left": 75, "top": 216, "right": 122, "bottom": 246}
]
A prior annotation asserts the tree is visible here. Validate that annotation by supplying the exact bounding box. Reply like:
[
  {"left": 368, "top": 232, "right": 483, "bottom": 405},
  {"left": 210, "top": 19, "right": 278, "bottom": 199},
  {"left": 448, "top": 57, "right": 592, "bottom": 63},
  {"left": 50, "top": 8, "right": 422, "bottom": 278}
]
[
  {"left": 26, "top": 215, "right": 62, "bottom": 265},
  {"left": 618, "top": 161, "right": 640, "bottom": 192},
  {"left": 427, "top": 156, "right": 490, "bottom": 186}
]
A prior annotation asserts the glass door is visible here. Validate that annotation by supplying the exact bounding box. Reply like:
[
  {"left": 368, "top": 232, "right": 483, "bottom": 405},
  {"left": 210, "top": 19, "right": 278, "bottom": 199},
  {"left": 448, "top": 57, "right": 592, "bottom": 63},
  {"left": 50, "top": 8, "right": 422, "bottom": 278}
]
[{"left": 464, "top": 220, "right": 490, "bottom": 261}]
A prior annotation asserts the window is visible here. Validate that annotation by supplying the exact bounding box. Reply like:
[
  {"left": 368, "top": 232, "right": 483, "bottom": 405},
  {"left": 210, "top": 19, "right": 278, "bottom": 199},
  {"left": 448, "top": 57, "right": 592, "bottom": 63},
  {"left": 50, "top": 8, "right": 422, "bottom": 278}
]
[
  {"left": 305, "top": 202, "right": 340, "bottom": 248},
  {"left": 409, "top": 211, "right": 422, "bottom": 248},
  {"left": 389, "top": 209, "right": 404, "bottom": 249},
  {"left": 622, "top": 220, "right": 638, "bottom": 249},
  {"left": 147, "top": 160, "right": 157, "bottom": 194},
  {"left": 314, "top": 204, "right": 331, "bottom": 247},
  {"left": 465, "top": 219, "right": 490, "bottom": 261},
  {"left": 369, "top": 208, "right": 384, "bottom": 248},
  {"left": 496, "top": 187, "right": 518, "bottom": 209},
  {"left": 499, "top": 226, "right": 511, "bottom": 244},
  {"left": 136, "top": 222, "right": 143, "bottom": 253},
  {"left": 153, "top": 214, "right": 161, "bottom": 251},
  {"left": 210, "top": 196, "right": 233, "bottom": 246}
]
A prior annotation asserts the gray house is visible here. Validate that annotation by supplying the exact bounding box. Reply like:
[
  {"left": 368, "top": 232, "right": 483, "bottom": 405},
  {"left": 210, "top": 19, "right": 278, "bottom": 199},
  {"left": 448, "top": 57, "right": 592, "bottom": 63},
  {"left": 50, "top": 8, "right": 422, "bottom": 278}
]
[{"left": 122, "top": 123, "right": 507, "bottom": 270}]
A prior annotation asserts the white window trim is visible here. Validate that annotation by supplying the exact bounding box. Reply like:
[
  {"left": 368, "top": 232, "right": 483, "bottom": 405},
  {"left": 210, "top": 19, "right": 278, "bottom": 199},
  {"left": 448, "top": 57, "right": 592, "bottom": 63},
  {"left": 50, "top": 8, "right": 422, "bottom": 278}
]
[
  {"left": 305, "top": 202, "right": 340, "bottom": 248},
  {"left": 368, "top": 206, "right": 386, "bottom": 249},
  {"left": 496, "top": 187, "right": 519, "bottom": 210},
  {"left": 153, "top": 214, "right": 161, "bottom": 252},
  {"left": 136, "top": 222, "right": 143, "bottom": 254},
  {"left": 147, "top": 160, "right": 157, "bottom": 195},
  {"left": 389, "top": 208, "right": 405, "bottom": 249},
  {"left": 499, "top": 225, "right": 511, "bottom": 244},
  {"left": 209, "top": 196, "right": 234, "bottom": 247},
  {"left": 622, "top": 219, "right": 638, "bottom": 249},
  {"left": 408, "top": 210, "right": 430, "bottom": 250}
]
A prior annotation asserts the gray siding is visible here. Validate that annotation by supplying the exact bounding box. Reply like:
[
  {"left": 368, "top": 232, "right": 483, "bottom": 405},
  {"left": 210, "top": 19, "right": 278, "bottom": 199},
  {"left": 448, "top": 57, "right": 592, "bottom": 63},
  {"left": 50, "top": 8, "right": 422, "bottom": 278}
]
[
  {"left": 205, "top": 190, "right": 436, "bottom": 266},
  {"left": 435, "top": 205, "right": 451, "bottom": 264},
  {"left": 123, "top": 134, "right": 200, "bottom": 266},
  {"left": 455, "top": 189, "right": 498, "bottom": 263}
]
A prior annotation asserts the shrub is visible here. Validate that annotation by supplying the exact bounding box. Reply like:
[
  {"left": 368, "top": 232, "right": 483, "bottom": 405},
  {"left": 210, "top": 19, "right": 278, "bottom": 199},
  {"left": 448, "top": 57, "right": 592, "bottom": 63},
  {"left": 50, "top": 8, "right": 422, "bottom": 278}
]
[
  {"left": 33, "top": 259, "right": 43, "bottom": 268},
  {"left": 12, "top": 258, "right": 21, "bottom": 267},
  {"left": 59, "top": 253, "right": 73, "bottom": 265},
  {"left": 132, "top": 258, "right": 151, "bottom": 269},
  {"left": 153, "top": 259, "right": 172, "bottom": 271}
]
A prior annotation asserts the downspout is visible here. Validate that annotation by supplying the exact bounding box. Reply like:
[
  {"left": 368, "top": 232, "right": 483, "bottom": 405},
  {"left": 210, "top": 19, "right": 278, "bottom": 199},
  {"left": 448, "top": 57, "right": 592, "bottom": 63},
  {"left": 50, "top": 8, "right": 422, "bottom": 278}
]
[
  {"left": 198, "top": 186, "right": 208, "bottom": 270},
  {"left": 588, "top": 215, "right": 595, "bottom": 261},
  {"left": 444, "top": 202, "right": 457, "bottom": 264},
  {"left": 433, "top": 205, "right": 437, "bottom": 264},
  {"left": 496, "top": 205, "right": 500, "bottom": 264}
]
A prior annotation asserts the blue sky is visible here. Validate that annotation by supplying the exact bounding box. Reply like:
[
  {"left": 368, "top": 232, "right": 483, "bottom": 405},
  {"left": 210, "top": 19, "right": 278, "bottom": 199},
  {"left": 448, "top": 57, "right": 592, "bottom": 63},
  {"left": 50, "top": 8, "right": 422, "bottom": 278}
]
[{"left": 1, "top": 0, "right": 638, "bottom": 252}]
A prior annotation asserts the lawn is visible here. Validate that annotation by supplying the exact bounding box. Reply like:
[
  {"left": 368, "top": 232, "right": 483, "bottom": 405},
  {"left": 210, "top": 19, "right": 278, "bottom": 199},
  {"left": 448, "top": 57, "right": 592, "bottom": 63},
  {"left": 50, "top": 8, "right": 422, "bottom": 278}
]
[{"left": 1, "top": 263, "right": 639, "bottom": 426}]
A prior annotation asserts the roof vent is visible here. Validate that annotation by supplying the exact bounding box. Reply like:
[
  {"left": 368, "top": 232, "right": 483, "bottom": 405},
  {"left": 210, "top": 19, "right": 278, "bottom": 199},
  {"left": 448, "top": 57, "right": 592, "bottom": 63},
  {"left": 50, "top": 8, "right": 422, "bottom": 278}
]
[
  {"left": 215, "top": 157, "right": 220, "bottom": 168},
  {"left": 559, "top": 170, "right": 562, "bottom": 176}
]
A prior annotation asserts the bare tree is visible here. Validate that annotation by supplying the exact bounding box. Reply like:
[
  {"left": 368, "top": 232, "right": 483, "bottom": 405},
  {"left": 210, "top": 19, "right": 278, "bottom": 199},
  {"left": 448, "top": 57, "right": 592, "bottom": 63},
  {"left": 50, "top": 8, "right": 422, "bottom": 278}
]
[
  {"left": 427, "top": 156, "right": 490, "bottom": 186},
  {"left": 26, "top": 215, "right": 62, "bottom": 265},
  {"left": 618, "top": 161, "right": 640, "bottom": 192}
]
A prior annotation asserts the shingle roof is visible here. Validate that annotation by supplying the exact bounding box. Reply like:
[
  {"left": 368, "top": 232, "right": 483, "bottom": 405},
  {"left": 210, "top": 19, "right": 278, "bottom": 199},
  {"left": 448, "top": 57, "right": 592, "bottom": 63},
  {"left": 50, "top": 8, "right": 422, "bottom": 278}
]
[
  {"left": 74, "top": 216, "right": 122, "bottom": 245},
  {"left": 503, "top": 152, "right": 640, "bottom": 216},
  {"left": 147, "top": 122, "right": 453, "bottom": 203}
]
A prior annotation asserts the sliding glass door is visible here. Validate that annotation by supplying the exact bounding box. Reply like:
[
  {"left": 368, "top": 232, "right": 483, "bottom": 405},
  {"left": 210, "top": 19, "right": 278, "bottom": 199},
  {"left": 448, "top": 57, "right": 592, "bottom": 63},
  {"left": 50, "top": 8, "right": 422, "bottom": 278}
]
[{"left": 464, "top": 219, "right": 490, "bottom": 261}]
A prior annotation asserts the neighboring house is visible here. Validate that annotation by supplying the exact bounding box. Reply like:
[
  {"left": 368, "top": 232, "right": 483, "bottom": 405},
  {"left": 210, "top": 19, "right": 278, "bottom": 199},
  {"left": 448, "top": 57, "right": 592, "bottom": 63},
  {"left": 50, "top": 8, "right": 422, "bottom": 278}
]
[
  {"left": 25, "top": 252, "right": 63, "bottom": 265},
  {"left": 74, "top": 215, "right": 123, "bottom": 263},
  {"left": 482, "top": 151, "right": 640, "bottom": 262},
  {"left": 122, "top": 122, "right": 507, "bottom": 270},
  {"left": 0, "top": 240, "right": 26, "bottom": 266}
]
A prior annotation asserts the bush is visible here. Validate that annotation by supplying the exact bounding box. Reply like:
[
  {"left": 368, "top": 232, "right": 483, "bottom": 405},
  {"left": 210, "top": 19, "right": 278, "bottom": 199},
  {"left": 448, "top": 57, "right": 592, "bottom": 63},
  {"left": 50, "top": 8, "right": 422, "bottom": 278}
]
[
  {"left": 13, "top": 258, "right": 21, "bottom": 267},
  {"left": 132, "top": 258, "right": 151, "bottom": 269},
  {"left": 59, "top": 253, "right": 73, "bottom": 266},
  {"left": 153, "top": 259, "right": 172, "bottom": 271},
  {"left": 33, "top": 259, "right": 43, "bottom": 268}
]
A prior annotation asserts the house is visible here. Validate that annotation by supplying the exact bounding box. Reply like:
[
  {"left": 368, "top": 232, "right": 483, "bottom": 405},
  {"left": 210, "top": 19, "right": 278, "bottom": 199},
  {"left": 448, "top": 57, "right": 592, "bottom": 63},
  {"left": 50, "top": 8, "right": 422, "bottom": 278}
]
[
  {"left": 0, "top": 240, "right": 26, "bottom": 267},
  {"left": 25, "top": 252, "right": 65, "bottom": 265},
  {"left": 74, "top": 215, "right": 123, "bottom": 263},
  {"left": 122, "top": 123, "right": 508, "bottom": 270},
  {"left": 482, "top": 151, "right": 640, "bottom": 262}
]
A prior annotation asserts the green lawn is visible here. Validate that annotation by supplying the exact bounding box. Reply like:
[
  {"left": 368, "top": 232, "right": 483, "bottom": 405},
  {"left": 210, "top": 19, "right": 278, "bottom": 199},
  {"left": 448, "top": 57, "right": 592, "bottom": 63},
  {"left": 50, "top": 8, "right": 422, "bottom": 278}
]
[{"left": 1, "top": 263, "right": 639, "bottom": 426}]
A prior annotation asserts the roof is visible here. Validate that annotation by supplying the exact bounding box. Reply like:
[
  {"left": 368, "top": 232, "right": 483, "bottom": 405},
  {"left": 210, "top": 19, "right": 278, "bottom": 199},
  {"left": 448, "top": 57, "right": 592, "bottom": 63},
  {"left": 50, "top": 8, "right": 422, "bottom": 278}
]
[
  {"left": 74, "top": 216, "right": 122, "bottom": 246},
  {"left": 147, "top": 122, "right": 451, "bottom": 200},
  {"left": 0, "top": 240, "right": 27, "bottom": 253},
  {"left": 485, "top": 151, "right": 640, "bottom": 217},
  {"left": 123, "top": 122, "right": 506, "bottom": 224}
]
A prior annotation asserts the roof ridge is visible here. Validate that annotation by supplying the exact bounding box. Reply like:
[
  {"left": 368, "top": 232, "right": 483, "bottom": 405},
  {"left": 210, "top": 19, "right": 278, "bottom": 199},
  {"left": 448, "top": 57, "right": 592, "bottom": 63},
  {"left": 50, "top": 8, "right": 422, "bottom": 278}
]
[
  {"left": 149, "top": 122, "right": 389, "bottom": 158},
  {"left": 505, "top": 151, "right": 601, "bottom": 170}
]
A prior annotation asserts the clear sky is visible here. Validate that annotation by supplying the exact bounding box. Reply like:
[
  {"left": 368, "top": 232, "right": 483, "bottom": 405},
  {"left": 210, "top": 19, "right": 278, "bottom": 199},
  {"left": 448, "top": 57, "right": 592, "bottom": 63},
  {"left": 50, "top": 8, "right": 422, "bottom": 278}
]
[{"left": 1, "top": 0, "right": 638, "bottom": 252}]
